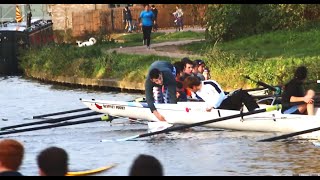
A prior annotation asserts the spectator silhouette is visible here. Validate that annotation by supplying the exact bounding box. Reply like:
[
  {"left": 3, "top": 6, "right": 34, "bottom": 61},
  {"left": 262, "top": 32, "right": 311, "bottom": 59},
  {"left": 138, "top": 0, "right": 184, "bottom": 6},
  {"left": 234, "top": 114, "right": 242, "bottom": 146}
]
[
  {"left": 123, "top": 6, "right": 133, "bottom": 33},
  {"left": 0, "top": 139, "right": 24, "bottom": 176},
  {"left": 37, "top": 146, "right": 69, "bottom": 176},
  {"left": 139, "top": 4, "right": 155, "bottom": 49},
  {"left": 129, "top": 154, "right": 163, "bottom": 176},
  {"left": 173, "top": 5, "right": 184, "bottom": 31},
  {"left": 151, "top": 5, "right": 158, "bottom": 32}
]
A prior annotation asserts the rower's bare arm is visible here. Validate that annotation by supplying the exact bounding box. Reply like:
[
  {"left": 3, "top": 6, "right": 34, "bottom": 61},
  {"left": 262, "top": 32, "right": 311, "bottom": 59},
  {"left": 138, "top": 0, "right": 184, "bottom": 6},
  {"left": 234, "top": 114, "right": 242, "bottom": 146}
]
[
  {"left": 290, "top": 96, "right": 314, "bottom": 104},
  {"left": 153, "top": 110, "right": 166, "bottom": 121}
]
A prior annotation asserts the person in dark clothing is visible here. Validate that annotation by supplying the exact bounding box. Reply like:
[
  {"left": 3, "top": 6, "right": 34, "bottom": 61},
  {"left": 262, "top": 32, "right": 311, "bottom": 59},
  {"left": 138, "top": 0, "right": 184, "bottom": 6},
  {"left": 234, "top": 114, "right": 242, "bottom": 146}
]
[
  {"left": 37, "top": 146, "right": 69, "bottom": 176},
  {"left": 151, "top": 5, "right": 158, "bottom": 32},
  {"left": 0, "top": 139, "right": 24, "bottom": 176},
  {"left": 145, "top": 61, "right": 177, "bottom": 121},
  {"left": 184, "top": 76, "right": 260, "bottom": 112},
  {"left": 281, "top": 66, "right": 315, "bottom": 115},
  {"left": 129, "top": 154, "right": 163, "bottom": 176},
  {"left": 123, "top": 6, "right": 133, "bottom": 33},
  {"left": 173, "top": 61, "right": 187, "bottom": 102},
  {"left": 139, "top": 4, "right": 155, "bottom": 49}
]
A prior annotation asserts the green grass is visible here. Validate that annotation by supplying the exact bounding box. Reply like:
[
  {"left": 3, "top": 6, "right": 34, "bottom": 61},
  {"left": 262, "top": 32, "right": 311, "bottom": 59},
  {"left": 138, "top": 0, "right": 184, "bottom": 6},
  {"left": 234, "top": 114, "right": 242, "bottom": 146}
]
[
  {"left": 182, "top": 28, "right": 320, "bottom": 59},
  {"left": 180, "top": 28, "right": 320, "bottom": 90},
  {"left": 116, "top": 31, "right": 205, "bottom": 47},
  {"left": 19, "top": 28, "right": 320, "bottom": 91}
]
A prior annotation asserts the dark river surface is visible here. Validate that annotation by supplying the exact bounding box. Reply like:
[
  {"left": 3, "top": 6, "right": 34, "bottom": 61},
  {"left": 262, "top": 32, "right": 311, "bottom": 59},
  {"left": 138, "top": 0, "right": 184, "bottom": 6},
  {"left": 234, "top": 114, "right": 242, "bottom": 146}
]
[{"left": 1, "top": 76, "right": 320, "bottom": 176}]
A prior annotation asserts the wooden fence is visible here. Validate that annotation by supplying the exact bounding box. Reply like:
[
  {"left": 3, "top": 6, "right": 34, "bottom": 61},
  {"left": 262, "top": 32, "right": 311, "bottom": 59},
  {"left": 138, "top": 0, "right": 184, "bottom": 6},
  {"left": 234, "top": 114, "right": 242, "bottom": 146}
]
[{"left": 72, "top": 5, "right": 207, "bottom": 37}]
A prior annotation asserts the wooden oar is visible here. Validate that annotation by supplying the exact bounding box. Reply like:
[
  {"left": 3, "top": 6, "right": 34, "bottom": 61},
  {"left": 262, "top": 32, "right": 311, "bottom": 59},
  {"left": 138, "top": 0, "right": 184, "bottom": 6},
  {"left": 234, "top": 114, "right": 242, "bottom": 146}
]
[
  {"left": 33, "top": 108, "right": 91, "bottom": 119},
  {"left": 0, "top": 115, "right": 112, "bottom": 136},
  {"left": 101, "top": 105, "right": 282, "bottom": 142},
  {"left": 0, "top": 111, "right": 101, "bottom": 131},
  {"left": 258, "top": 126, "right": 320, "bottom": 142}
]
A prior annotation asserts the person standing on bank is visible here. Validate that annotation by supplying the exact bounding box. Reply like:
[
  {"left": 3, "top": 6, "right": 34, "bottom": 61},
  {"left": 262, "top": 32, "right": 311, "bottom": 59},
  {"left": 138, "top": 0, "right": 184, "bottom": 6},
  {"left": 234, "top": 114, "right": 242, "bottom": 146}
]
[
  {"left": 173, "top": 5, "right": 184, "bottom": 31},
  {"left": 151, "top": 5, "right": 158, "bottom": 32},
  {"left": 145, "top": 61, "right": 177, "bottom": 121},
  {"left": 281, "top": 66, "right": 315, "bottom": 115},
  {"left": 123, "top": 6, "right": 133, "bottom": 33},
  {"left": 139, "top": 4, "right": 155, "bottom": 49}
]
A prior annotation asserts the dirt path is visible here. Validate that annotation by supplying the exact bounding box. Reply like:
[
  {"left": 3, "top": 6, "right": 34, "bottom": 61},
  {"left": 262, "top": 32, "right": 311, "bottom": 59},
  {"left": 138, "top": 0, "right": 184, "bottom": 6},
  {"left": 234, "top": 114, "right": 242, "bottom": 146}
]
[{"left": 108, "top": 27, "right": 206, "bottom": 59}]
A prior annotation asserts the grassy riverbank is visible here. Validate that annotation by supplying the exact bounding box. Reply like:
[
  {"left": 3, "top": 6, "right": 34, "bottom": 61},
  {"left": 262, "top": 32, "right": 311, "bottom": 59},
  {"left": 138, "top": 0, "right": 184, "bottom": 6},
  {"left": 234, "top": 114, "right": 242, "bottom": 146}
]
[
  {"left": 19, "top": 31, "right": 202, "bottom": 82},
  {"left": 19, "top": 29, "right": 319, "bottom": 91},
  {"left": 181, "top": 28, "right": 320, "bottom": 90}
]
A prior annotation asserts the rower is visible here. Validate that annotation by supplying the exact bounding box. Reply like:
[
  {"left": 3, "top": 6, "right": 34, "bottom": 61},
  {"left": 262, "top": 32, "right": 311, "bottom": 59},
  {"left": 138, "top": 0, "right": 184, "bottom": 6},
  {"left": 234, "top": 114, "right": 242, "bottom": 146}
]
[
  {"left": 145, "top": 61, "right": 177, "bottom": 121},
  {"left": 281, "top": 66, "right": 315, "bottom": 115},
  {"left": 183, "top": 76, "right": 260, "bottom": 112}
]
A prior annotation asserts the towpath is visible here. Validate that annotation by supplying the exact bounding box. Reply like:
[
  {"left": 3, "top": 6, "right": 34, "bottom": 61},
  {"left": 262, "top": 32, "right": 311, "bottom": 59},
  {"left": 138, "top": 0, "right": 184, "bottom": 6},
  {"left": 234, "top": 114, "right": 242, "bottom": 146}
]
[{"left": 108, "top": 27, "right": 206, "bottom": 59}]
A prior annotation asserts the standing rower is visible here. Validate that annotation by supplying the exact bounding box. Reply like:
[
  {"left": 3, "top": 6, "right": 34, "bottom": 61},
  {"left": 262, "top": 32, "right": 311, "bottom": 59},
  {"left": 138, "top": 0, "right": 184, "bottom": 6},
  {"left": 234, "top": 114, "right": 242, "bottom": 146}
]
[{"left": 145, "top": 61, "right": 177, "bottom": 121}]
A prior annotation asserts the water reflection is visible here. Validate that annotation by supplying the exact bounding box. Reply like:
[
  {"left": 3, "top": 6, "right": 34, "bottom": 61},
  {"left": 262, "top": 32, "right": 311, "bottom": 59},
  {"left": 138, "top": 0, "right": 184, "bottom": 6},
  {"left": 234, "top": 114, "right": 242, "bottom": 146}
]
[{"left": 1, "top": 76, "right": 320, "bottom": 176}]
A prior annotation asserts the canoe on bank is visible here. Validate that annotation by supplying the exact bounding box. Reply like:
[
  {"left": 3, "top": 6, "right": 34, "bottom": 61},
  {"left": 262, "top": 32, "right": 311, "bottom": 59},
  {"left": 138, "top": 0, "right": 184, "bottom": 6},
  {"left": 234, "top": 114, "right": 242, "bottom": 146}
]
[{"left": 80, "top": 99, "right": 320, "bottom": 138}]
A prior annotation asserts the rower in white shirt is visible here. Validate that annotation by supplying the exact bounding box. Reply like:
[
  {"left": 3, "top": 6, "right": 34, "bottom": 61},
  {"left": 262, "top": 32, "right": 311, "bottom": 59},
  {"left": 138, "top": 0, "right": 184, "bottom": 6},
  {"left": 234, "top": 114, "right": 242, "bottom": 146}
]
[{"left": 184, "top": 76, "right": 259, "bottom": 112}]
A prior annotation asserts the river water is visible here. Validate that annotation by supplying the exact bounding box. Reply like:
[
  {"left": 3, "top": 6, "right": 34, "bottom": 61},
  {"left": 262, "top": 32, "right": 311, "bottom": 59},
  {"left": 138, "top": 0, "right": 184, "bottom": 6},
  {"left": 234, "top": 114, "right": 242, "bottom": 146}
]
[{"left": 1, "top": 76, "right": 320, "bottom": 176}]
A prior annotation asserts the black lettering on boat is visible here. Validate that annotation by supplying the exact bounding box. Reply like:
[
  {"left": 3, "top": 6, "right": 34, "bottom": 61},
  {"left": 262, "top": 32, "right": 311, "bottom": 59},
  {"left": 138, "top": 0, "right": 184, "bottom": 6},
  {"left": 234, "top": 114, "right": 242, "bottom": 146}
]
[
  {"left": 115, "top": 106, "right": 125, "bottom": 110},
  {"left": 104, "top": 104, "right": 125, "bottom": 110}
]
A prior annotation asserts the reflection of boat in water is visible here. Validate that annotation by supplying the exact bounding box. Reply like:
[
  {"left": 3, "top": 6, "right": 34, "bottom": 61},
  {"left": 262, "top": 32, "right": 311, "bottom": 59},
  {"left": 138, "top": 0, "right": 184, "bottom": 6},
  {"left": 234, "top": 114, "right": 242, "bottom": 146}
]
[{"left": 0, "top": 4, "right": 53, "bottom": 75}]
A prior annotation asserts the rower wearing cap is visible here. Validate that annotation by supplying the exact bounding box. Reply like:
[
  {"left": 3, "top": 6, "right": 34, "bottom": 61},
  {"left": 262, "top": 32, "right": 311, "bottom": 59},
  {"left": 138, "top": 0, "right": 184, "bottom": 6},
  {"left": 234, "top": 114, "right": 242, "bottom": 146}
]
[{"left": 193, "top": 59, "right": 206, "bottom": 81}]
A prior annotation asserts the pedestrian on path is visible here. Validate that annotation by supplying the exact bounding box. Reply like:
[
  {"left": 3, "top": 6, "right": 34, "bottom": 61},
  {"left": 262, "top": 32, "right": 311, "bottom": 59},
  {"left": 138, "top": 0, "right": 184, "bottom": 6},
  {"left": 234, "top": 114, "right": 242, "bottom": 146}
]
[
  {"left": 123, "top": 6, "right": 133, "bottom": 33},
  {"left": 139, "top": 4, "right": 155, "bottom": 49},
  {"left": 173, "top": 5, "right": 184, "bottom": 31},
  {"left": 151, "top": 5, "right": 158, "bottom": 32}
]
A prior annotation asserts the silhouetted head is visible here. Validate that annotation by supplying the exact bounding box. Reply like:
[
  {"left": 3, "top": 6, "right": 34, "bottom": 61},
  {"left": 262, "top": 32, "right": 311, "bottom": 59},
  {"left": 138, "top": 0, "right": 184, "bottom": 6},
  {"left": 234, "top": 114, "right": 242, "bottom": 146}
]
[
  {"left": 37, "top": 146, "right": 69, "bottom": 176},
  {"left": 129, "top": 154, "right": 163, "bottom": 176},
  {"left": 173, "top": 61, "right": 184, "bottom": 78},
  {"left": 294, "top": 66, "right": 308, "bottom": 81},
  {"left": 0, "top": 139, "right": 24, "bottom": 171}
]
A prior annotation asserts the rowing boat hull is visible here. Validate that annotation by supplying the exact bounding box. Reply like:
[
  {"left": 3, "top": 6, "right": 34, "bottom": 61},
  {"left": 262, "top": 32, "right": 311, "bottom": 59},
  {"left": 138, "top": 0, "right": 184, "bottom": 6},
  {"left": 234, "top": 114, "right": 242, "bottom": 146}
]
[{"left": 80, "top": 99, "right": 320, "bottom": 136}]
